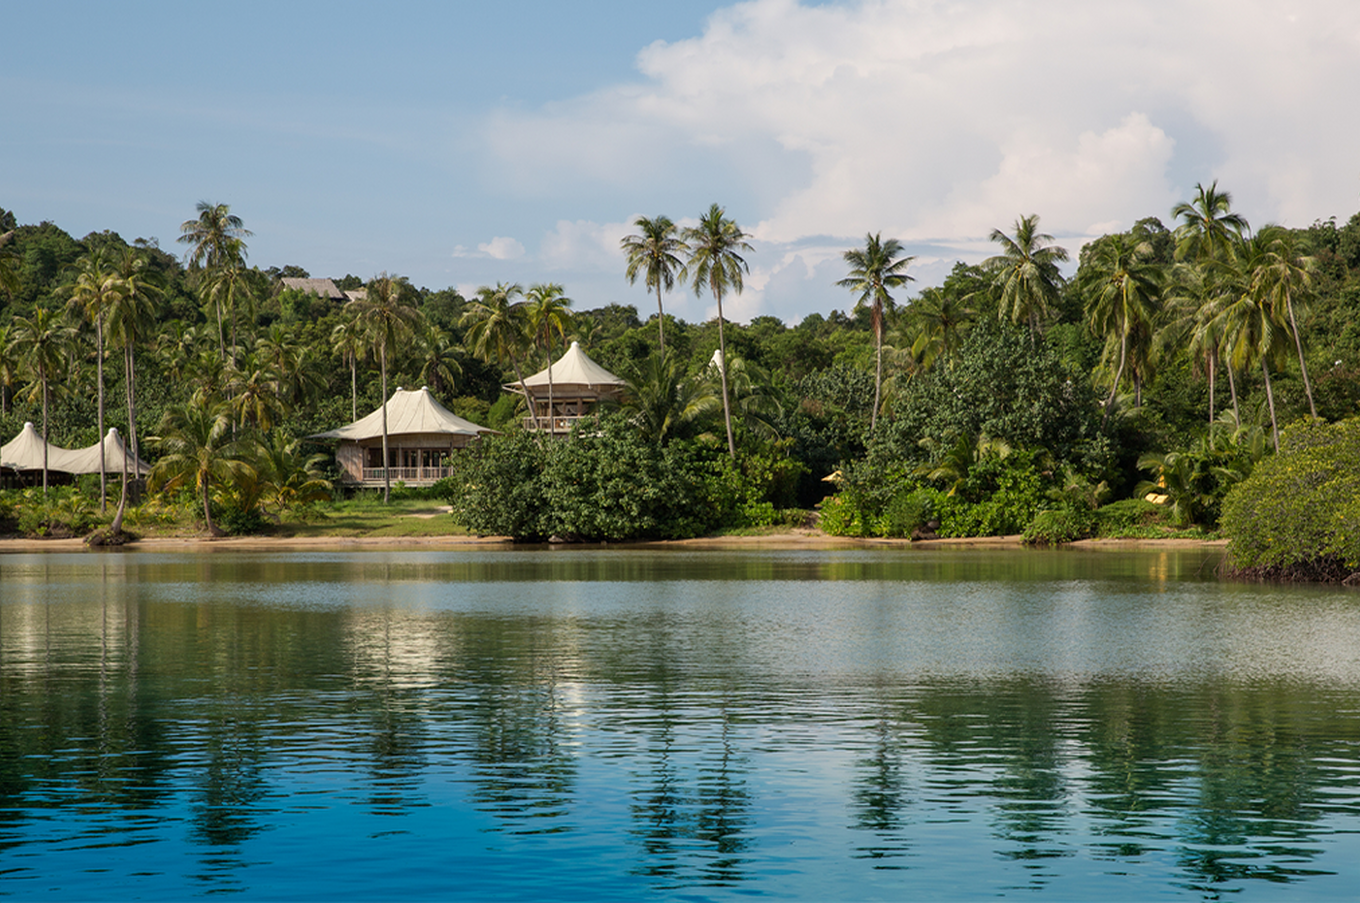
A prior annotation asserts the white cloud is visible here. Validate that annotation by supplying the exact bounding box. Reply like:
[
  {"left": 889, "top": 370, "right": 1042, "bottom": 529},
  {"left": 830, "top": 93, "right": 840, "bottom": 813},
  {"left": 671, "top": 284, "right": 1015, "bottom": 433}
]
[
  {"left": 451, "top": 237, "right": 526, "bottom": 260},
  {"left": 483, "top": 0, "right": 1360, "bottom": 250},
  {"left": 479, "top": 236, "right": 525, "bottom": 260},
  {"left": 539, "top": 218, "right": 632, "bottom": 271}
]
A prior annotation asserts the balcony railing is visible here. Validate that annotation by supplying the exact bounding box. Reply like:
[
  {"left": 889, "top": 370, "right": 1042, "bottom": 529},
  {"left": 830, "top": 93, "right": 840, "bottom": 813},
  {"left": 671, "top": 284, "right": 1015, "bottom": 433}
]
[
  {"left": 358, "top": 466, "right": 451, "bottom": 485},
  {"left": 523, "top": 414, "right": 590, "bottom": 434}
]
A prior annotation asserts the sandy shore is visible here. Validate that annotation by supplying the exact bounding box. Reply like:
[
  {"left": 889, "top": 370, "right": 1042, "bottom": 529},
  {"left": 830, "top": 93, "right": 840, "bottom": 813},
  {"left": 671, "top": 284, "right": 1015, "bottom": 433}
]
[{"left": 0, "top": 530, "right": 1227, "bottom": 554}]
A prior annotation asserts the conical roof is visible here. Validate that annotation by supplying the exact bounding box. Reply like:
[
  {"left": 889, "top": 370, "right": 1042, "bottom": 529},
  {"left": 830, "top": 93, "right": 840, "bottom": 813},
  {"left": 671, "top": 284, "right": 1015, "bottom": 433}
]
[
  {"left": 1, "top": 422, "right": 77, "bottom": 471},
  {"left": 2, "top": 423, "right": 152, "bottom": 475},
  {"left": 60, "top": 428, "right": 152, "bottom": 476},
  {"left": 308, "top": 387, "right": 493, "bottom": 441},
  {"left": 515, "top": 342, "right": 625, "bottom": 392}
]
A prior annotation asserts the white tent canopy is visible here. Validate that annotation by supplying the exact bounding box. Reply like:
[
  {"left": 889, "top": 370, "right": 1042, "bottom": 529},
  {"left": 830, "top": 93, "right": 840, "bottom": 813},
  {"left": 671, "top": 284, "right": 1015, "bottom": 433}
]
[
  {"left": 512, "top": 342, "right": 625, "bottom": 394},
  {"left": 61, "top": 428, "right": 151, "bottom": 476},
  {"left": 309, "top": 387, "right": 492, "bottom": 441},
  {"left": 1, "top": 423, "right": 150, "bottom": 475}
]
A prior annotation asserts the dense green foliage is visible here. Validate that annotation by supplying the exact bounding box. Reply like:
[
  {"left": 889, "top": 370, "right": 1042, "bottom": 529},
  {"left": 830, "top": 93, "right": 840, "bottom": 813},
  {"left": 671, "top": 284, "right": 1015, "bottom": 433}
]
[
  {"left": 1220, "top": 417, "right": 1360, "bottom": 579},
  {"left": 2, "top": 196, "right": 1360, "bottom": 553}
]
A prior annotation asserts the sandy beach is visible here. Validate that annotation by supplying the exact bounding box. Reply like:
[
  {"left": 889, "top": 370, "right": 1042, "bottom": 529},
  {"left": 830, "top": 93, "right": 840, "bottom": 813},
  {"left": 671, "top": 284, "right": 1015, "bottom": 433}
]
[{"left": 0, "top": 530, "right": 1227, "bottom": 554}]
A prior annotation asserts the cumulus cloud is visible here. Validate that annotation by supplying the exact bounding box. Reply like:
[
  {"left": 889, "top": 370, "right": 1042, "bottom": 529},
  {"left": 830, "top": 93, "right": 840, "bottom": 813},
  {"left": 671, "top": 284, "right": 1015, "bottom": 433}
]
[
  {"left": 451, "top": 237, "right": 526, "bottom": 260},
  {"left": 484, "top": 0, "right": 1360, "bottom": 249}
]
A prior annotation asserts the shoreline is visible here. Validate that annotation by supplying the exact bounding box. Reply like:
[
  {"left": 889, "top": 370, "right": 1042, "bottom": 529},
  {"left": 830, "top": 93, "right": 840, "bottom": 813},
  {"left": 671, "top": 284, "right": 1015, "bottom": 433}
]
[{"left": 0, "top": 530, "right": 1228, "bottom": 554}]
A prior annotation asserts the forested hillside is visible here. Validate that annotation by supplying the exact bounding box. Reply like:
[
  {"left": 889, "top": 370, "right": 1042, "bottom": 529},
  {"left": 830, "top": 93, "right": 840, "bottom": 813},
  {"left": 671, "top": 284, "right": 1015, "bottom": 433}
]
[{"left": 2, "top": 195, "right": 1359, "bottom": 546}]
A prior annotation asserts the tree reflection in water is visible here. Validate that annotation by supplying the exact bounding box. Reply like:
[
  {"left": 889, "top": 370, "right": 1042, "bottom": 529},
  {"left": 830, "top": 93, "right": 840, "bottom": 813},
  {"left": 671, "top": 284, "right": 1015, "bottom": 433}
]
[{"left": 0, "top": 549, "right": 1358, "bottom": 900}]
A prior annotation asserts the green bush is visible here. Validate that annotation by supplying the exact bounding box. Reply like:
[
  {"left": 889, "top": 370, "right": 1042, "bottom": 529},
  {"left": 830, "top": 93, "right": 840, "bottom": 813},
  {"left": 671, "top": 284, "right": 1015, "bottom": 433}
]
[
  {"left": 1220, "top": 417, "right": 1360, "bottom": 577},
  {"left": 1023, "top": 506, "right": 1095, "bottom": 545},
  {"left": 1093, "top": 498, "right": 1166, "bottom": 534}
]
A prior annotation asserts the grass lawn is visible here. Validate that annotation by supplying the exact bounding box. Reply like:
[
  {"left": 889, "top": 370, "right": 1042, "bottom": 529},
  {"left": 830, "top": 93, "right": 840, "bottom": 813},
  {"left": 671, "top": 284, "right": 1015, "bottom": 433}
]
[{"left": 282, "top": 497, "right": 472, "bottom": 538}]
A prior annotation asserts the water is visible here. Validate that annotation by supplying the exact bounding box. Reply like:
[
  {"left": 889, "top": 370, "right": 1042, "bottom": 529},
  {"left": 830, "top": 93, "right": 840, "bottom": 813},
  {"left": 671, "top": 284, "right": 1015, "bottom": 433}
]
[{"left": 2, "top": 546, "right": 1359, "bottom": 900}]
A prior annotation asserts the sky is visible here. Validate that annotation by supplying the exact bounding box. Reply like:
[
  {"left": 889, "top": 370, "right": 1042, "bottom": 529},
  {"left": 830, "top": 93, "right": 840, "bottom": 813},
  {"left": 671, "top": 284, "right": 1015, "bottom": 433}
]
[{"left": 5, "top": 0, "right": 1360, "bottom": 325}]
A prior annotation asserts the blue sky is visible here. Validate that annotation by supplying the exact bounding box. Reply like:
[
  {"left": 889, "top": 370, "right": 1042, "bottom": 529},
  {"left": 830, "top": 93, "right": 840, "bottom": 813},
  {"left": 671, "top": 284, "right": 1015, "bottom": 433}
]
[{"left": 6, "top": 1, "right": 1360, "bottom": 324}]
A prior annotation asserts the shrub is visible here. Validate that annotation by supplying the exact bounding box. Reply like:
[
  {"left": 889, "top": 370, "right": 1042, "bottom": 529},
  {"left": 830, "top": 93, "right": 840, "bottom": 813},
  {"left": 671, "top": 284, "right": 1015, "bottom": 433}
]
[
  {"left": 1220, "top": 417, "right": 1360, "bottom": 577},
  {"left": 1023, "top": 507, "right": 1095, "bottom": 545},
  {"left": 1093, "top": 498, "right": 1166, "bottom": 535}
]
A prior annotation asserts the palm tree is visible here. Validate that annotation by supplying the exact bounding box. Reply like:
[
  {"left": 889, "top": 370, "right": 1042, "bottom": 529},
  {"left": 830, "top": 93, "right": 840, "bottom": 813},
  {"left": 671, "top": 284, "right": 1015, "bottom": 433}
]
[
  {"left": 178, "top": 201, "right": 251, "bottom": 270},
  {"left": 1209, "top": 233, "right": 1290, "bottom": 450},
  {"left": 620, "top": 350, "right": 719, "bottom": 444},
  {"left": 8, "top": 308, "right": 77, "bottom": 493},
  {"left": 0, "top": 211, "right": 20, "bottom": 299},
  {"left": 200, "top": 246, "right": 254, "bottom": 364},
  {"left": 683, "top": 204, "right": 753, "bottom": 459},
  {"left": 106, "top": 247, "right": 162, "bottom": 536},
  {"left": 64, "top": 249, "right": 126, "bottom": 510},
  {"left": 1171, "top": 181, "right": 1248, "bottom": 424},
  {"left": 622, "top": 215, "right": 689, "bottom": 355},
  {"left": 0, "top": 325, "right": 17, "bottom": 414},
  {"left": 330, "top": 317, "right": 367, "bottom": 421},
  {"left": 1079, "top": 234, "right": 1165, "bottom": 420},
  {"left": 837, "top": 233, "right": 915, "bottom": 429},
  {"left": 462, "top": 282, "right": 540, "bottom": 433},
  {"left": 346, "top": 273, "right": 423, "bottom": 502},
  {"left": 898, "top": 286, "right": 974, "bottom": 372},
  {"left": 983, "top": 214, "right": 1069, "bottom": 339},
  {"left": 149, "top": 398, "right": 250, "bottom": 537},
  {"left": 1171, "top": 181, "right": 1248, "bottom": 263},
  {"left": 413, "top": 320, "right": 463, "bottom": 399},
  {"left": 1248, "top": 224, "right": 1317, "bottom": 417},
  {"left": 525, "top": 283, "right": 573, "bottom": 432}
]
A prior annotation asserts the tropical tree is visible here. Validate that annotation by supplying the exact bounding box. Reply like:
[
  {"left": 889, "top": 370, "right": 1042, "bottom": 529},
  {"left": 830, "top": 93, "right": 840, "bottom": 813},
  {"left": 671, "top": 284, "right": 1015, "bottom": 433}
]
[
  {"left": 178, "top": 201, "right": 252, "bottom": 270},
  {"left": 200, "top": 246, "right": 255, "bottom": 364},
  {"left": 249, "top": 431, "right": 333, "bottom": 517},
  {"left": 620, "top": 351, "right": 719, "bottom": 444},
  {"left": 983, "top": 214, "right": 1069, "bottom": 339},
  {"left": 64, "top": 249, "right": 126, "bottom": 510},
  {"left": 8, "top": 308, "right": 77, "bottom": 493},
  {"left": 1209, "top": 233, "right": 1291, "bottom": 450},
  {"left": 148, "top": 398, "right": 251, "bottom": 537},
  {"left": 1171, "top": 181, "right": 1248, "bottom": 423},
  {"left": 525, "top": 282, "right": 573, "bottom": 432},
  {"left": 837, "top": 233, "right": 915, "bottom": 428},
  {"left": 330, "top": 316, "right": 367, "bottom": 421},
  {"left": 346, "top": 273, "right": 423, "bottom": 502},
  {"left": 1171, "top": 181, "right": 1248, "bottom": 263},
  {"left": 462, "top": 282, "right": 539, "bottom": 433},
  {"left": 0, "top": 210, "right": 19, "bottom": 299},
  {"left": 0, "top": 325, "right": 17, "bottom": 414},
  {"left": 683, "top": 204, "right": 753, "bottom": 459},
  {"left": 621, "top": 215, "right": 689, "bottom": 355},
  {"left": 897, "top": 286, "right": 974, "bottom": 373},
  {"left": 105, "top": 247, "right": 162, "bottom": 536},
  {"left": 412, "top": 320, "right": 463, "bottom": 399},
  {"left": 1248, "top": 224, "right": 1318, "bottom": 417},
  {"left": 1079, "top": 234, "right": 1165, "bottom": 419}
]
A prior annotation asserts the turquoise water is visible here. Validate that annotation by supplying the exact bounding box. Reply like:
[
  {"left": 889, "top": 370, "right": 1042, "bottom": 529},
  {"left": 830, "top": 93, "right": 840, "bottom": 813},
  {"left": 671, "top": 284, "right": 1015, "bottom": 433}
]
[{"left": 2, "top": 547, "right": 1359, "bottom": 900}]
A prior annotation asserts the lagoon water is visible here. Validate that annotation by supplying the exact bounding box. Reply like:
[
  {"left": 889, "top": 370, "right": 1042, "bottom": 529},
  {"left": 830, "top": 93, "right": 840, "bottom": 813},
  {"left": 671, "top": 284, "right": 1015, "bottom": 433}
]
[{"left": 2, "top": 546, "right": 1359, "bottom": 900}]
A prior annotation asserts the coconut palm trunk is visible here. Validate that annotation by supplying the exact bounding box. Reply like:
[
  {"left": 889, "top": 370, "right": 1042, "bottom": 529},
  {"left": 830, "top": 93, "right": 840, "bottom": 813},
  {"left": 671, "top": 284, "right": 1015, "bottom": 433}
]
[
  {"left": 715, "top": 293, "right": 736, "bottom": 458},
  {"left": 1261, "top": 359, "right": 1279, "bottom": 451},
  {"left": 1284, "top": 296, "right": 1316, "bottom": 418}
]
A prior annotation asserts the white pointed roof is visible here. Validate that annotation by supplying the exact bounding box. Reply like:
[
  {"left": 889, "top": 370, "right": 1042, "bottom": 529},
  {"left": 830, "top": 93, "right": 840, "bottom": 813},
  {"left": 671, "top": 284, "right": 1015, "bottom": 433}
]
[
  {"left": 309, "top": 387, "right": 492, "bottom": 441},
  {"left": 1, "top": 422, "right": 64, "bottom": 471},
  {"left": 61, "top": 428, "right": 152, "bottom": 476},
  {"left": 515, "top": 342, "right": 625, "bottom": 393},
  {"left": 1, "top": 423, "right": 149, "bottom": 475}
]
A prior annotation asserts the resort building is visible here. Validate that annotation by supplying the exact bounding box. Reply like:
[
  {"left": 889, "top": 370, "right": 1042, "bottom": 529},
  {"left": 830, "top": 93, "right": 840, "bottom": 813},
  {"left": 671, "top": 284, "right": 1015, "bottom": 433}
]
[
  {"left": 308, "top": 387, "right": 493, "bottom": 487},
  {"left": 509, "top": 341, "right": 627, "bottom": 435},
  {"left": 0, "top": 423, "right": 150, "bottom": 487}
]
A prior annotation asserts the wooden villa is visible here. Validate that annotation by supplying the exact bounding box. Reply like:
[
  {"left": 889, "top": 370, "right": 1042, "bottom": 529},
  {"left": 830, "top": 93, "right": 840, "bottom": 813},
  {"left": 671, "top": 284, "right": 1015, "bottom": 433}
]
[
  {"left": 308, "top": 387, "right": 493, "bottom": 486},
  {"left": 509, "top": 342, "right": 627, "bottom": 435}
]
